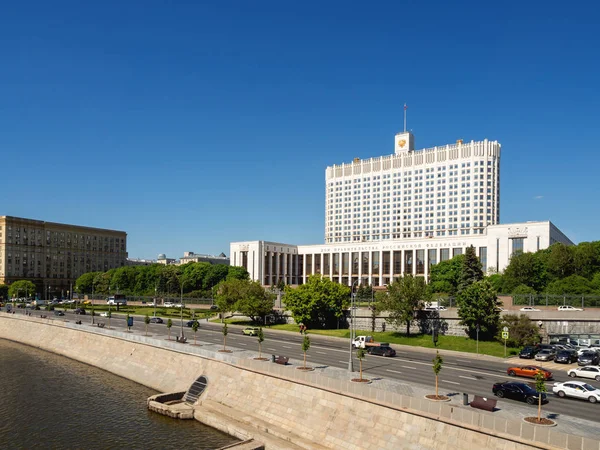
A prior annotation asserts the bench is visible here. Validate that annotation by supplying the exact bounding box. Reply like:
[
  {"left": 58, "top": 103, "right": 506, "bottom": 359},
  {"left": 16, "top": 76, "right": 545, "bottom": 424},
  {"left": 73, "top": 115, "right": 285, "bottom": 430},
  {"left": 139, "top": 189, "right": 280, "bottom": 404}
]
[
  {"left": 470, "top": 395, "right": 497, "bottom": 412},
  {"left": 97, "top": 323, "right": 105, "bottom": 328},
  {"left": 273, "top": 355, "right": 289, "bottom": 365},
  {"left": 176, "top": 336, "right": 187, "bottom": 343},
  {"left": 75, "top": 320, "right": 82, "bottom": 325}
]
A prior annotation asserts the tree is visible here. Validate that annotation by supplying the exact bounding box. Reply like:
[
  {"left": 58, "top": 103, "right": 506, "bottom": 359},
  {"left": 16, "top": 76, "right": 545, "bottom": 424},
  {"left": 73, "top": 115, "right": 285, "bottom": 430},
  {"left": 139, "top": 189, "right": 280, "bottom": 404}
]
[
  {"left": 457, "top": 245, "right": 484, "bottom": 294},
  {"left": 432, "top": 351, "right": 443, "bottom": 399},
  {"left": 486, "top": 274, "right": 504, "bottom": 294},
  {"left": 126, "top": 314, "right": 131, "bottom": 332},
  {"left": 234, "top": 280, "right": 275, "bottom": 323},
  {"left": 257, "top": 327, "right": 265, "bottom": 359},
  {"left": 497, "top": 314, "right": 540, "bottom": 348},
  {"left": 283, "top": 275, "right": 350, "bottom": 329},
  {"left": 8, "top": 280, "right": 36, "bottom": 299},
  {"left": 456, "top": 280, "right": 501, "bottom": 340},
  {"left": 215, "top": 279, "right": 248, "bottom": 316},
  {"left": 192, "top": 320, "right": 200, "bottom": 345},
  {"left": 301, "top": 333, "right": 311, "bottom": 369},
  {"left": 0, "top": 284, "right": 8, "bottom": 300},
  {"left": 167, "top": 318, "right": 173, "bottom": 340},
  {"left": 545, "top": 243, "right": 574, "bottom": 281},
  {"left": 428, "top": 255, "right": 465, "bottom": 295},
  {"left": 356, "top": 347, "right": 366, "bottom": 381},
  {"left": 378, "top": 275, "right": 429, "bottom": 336},
  {"left": 534, "top": 370, "right": 548, "bottom": 422},
  {"left": 502, "top": 252, "right": 547, "bottom": 293},
  {"left": 572, "top": 242, "right": 600, "bottom": 279},
  {"left": 545, "top": 275, "right": 595, "bottom": 295},
  {"left": 226, "top": 266, "right": 250, "bottom": 282},
  {"left": 144, "top": 314, "right": 150, "bottom": 336},
  {"left": 107, "top": 309, "right": 112, "bottom": 329},
  {"left": 222, "top": 323, "right": 228, "bottom": 351},
  {"left": 355, "top": 284, "right": 374, "bottom": 305}
]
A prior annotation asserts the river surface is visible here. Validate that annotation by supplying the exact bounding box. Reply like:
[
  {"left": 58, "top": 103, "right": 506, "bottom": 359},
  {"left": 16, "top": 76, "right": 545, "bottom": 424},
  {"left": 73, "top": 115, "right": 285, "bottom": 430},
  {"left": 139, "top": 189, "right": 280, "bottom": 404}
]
[{"left": 0, "top": 339, "right": 239, "bottom": 449}]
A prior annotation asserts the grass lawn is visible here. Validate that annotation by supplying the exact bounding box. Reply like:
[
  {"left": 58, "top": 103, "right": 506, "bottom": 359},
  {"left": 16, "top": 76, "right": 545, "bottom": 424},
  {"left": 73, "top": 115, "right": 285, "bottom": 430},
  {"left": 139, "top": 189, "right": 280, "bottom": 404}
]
[{"left": 210, "top": 318, "right": 518, "bottom": 358}]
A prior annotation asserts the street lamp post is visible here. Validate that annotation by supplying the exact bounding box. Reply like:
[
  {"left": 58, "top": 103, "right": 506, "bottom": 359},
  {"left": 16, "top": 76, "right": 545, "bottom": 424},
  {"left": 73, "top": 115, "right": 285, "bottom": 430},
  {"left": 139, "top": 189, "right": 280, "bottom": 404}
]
[
  {"left": 179, "top": 282, "right": 184, "bottom": 339},
  {"left": 348, "top": 279, "right": 361, "bottom": 372},
  {"left": 154, "top": 285, "right": 157, "bottom": 318}
]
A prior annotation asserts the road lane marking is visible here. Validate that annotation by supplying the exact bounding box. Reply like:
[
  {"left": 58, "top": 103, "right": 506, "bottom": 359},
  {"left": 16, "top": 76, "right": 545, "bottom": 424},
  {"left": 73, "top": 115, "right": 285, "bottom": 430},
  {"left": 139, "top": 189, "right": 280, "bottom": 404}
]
[
  {"left": 459, "top": 376, "right": 478, "bottom": 381},
  {"left": 238, "top": 343, "right": 247, "bottom": 346},
  {"left": 316, "top": 351, "right": 327, "bottom": 354},
  {"left": 457, "top": 359, "right": 471, "bottom": 363},
  {"left": 339, "top": 361, "right": 349, "bottom": 364},
  {"left": 386, "top": 369, "right": 403, "bottom": 374},
  {"left": 442, "top": 380, "right": 460, "bottom": 385},
  {"left": 282, "top": 345, "right": 292, "bottom": 349},
  {"left": 401, "top": 365, "right": 416, "bottom": 369},
  {"left": 266, "top": 348, "right": 277, "bottom": 351}
]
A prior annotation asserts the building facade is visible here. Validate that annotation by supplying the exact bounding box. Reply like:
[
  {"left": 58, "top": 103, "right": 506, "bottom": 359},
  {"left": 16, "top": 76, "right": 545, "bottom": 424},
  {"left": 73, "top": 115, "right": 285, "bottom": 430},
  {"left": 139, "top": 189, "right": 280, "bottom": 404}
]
[
  {"left": 156, "top": 252, "right": 230, "bottom": 266},
  {"left": 0, "top": 216, "right": 127, "bottom": 297},
  {"left": 230, "top": 131, "right": 572, "bottom": 287}
]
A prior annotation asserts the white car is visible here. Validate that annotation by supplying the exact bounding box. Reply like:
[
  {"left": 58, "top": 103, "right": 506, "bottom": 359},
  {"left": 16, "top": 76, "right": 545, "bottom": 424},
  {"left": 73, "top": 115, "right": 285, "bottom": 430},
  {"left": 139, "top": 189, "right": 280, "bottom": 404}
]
[
  {"left": 519, "top": 307, "right": 541, "bottom": 312},
  {"left": 424, "top": 306, "right": 447, "bottom": 311},
  {"left": 568, "top": 366, "right": 600, "bottom": 382},
  {"left": 174, "top": 303, "right": 185, "bottom": 308},
  {"left": 163, "top": 302, "right": 175, "bottom": 308},
  {"left": 99, "top": 312, "right": 109, "bottom": 317},
  {"left": 558, "top": 305, "right": 583, "bottom": 312},
  {"left": 552, "top": 381, "right": 600, "bottom": 403}
]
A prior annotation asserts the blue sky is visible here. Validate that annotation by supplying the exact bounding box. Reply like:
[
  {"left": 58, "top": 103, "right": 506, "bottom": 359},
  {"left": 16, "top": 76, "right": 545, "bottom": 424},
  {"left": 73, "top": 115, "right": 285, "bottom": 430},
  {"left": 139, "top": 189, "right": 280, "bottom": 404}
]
[{"left": 2, "top": 1, "right": 599, "bottom": 259}]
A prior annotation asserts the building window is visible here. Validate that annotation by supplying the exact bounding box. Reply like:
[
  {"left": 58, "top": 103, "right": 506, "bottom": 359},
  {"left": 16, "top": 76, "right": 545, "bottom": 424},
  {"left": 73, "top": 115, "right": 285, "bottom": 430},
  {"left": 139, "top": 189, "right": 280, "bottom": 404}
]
[
  {"left": 479, "top": 247, "right": 487, "bottom": 272},
  {"left": 416, "top": 250, "right": 424, "bottom": 275},
  {"left": 404, "top": 250, "right": 413, "bottom": 275},
  {"left": 536, "top": 236, "right": 540, "bottom": 251},
  {"left": 382, "top": 251, "right": 390, "bottom": 275},
  {"left": 440, "top": 248, "right": 450, "bottom": 262},
  {"left": 371, "top": 251, "right": 379, "bottom": 275},
  {"left": 511, "top": 238, "right": 524, "bottom": 256},
  {"left": 453, "top": 248, "right": 463, "bottom": 257},
  {"left": 342, "top": 253, "right": 349, "bottom": 276},
  {"left": 333, "top": 253, "right": 340, "bottom": 275},
  {"left": 323, "top": 254, "right": 330, "bottom": 275},
  {"left": 393, "top": 251, "right": 402, "bottom": 274},
  {"left": 427, "top": 249, "right": 437, "bottom": 269}
]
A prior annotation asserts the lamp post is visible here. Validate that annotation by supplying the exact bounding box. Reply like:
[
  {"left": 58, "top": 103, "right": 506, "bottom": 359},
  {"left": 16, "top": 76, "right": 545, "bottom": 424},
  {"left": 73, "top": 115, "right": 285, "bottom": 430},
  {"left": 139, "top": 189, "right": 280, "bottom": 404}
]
[
  {"left": 348, "top": 278, "right": 361, "bottom": 372},
  {"left": 179, "top": 281, "right": 184, "bottom": 339},
  {"left": 154, "top": 285, "right": 157, "bottom": 318}
]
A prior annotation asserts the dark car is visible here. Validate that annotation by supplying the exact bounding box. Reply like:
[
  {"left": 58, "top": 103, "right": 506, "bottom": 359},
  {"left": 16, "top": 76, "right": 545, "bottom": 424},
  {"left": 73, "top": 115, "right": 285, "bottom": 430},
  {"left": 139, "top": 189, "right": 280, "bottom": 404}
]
[
  {"left": 578, "top": 351, "right": 600, "bottom": 366},
  {"left": 492, "top": 382, "right": 548, "bottom": 405},
  {"left": 149, "top": 317, "right": 163, "bottom": 324},
  {"left": 53, "top": 310, "right": 65, "bottom": 316},
  {"left": 555, "top": 350, "right": 578, "bottom": 364},
  {"left": 186, "top": 320, "right": 199, "bottom": 327},
  {"left": 366, "top": 346, "right": 396, "bottom": 357},
  {"left": 209, "top": 305, "right": 219, "bottom": 310},
  {"left": 74, "top": 308, "right": 86, "bottom": 315},
  {"left": 519, "top": 346, "right": 540, "bottom": 359}
]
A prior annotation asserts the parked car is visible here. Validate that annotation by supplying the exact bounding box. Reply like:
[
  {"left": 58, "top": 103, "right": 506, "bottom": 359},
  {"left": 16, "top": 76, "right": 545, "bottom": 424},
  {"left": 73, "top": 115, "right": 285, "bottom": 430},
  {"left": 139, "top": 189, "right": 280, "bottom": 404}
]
[
  {"left": 552, "top": 381, "right": 600, "bottom": 403},
  {"left": 578, "top": 351, "right": 600, "bottom": 366},
  {"left": 209, "top": 305, "right": 219, "bottom": 310},
  {"left": 519, "top": 307, "right": 541, "bottom": 312},
  {"left": 163, "top": 302, "right": 175, "bottom": 308},
  {"left": 507, "top": 365, "right": 553, "bottom": 380},
  {"left": 149, "top": 317, "right": 163, "bottom": 324},
  {"left": 241, "top": 327, "right": 260, "bottom": 336},
  {"left": 174, "top": 303, "right": 185, "bottom": 308},
  {"left": 492, "top": 382, "right": 548, "bottom": 405},
  {"left": 519, "top": 346, "right": 540, "bottom": 359},
  {"left": 424, "top": 305, "right": 447, "bottom": 311},
  {"left": 53, "top": 310, "right": 65, "bottom": 316},
  {"left": 74, "top": 308, "right": 86, "bottom": 315},
  {"left": 555, "top": 350, "right": 578, "bottom": 364},
  {"left": 99, "top": 312, "right": 109, "bottom": 317},
  {"left": 568, "top": 366, "right": 600, "bottom": 381},
  {"left": 535, "top": 349, "right": 556, "bottom": 362},
  {"left": 558, "top": 305, "right": 583, "bottom": 312},
  {"left": 366, "top": 345, "right": 396, "bottom": 357},
  {"left": 186, "top": 320, "right": 199, "bottom": 327}
]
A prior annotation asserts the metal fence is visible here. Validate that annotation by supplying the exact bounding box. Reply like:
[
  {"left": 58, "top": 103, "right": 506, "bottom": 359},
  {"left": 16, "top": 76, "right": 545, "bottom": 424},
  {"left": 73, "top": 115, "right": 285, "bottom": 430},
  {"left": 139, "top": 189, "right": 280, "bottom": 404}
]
[{"left": 512, "top": 294, "right": 600, "bottom": 308}]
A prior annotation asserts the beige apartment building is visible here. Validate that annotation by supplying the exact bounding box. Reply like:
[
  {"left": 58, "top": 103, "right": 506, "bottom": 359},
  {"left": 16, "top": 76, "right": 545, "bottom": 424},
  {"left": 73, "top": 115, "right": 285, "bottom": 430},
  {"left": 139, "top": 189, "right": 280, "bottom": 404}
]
[{"left": 0, "top": 216, "right": 127, "bottom": 298}]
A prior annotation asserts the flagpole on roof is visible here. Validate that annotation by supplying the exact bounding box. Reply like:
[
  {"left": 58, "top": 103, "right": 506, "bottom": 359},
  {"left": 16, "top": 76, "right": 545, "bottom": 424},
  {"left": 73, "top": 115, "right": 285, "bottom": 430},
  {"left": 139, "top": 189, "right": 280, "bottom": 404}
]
[{"left": 403, "top": 103, "right": 407, "bottom": 132}]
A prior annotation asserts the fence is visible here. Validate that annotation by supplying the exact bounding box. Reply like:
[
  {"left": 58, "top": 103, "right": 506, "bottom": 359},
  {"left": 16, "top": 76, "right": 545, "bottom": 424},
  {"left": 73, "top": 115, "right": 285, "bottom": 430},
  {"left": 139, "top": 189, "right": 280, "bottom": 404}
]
[{"left": 512, "top": 294, "right": 600, "bottom": 308}]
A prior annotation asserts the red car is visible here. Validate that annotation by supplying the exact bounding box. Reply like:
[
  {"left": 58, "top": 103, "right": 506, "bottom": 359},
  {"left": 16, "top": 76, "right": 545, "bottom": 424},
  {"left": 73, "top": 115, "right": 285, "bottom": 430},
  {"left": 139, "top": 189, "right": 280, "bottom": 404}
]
[{"left": 507, "top": 365, "right": 553, "bottom": 380}]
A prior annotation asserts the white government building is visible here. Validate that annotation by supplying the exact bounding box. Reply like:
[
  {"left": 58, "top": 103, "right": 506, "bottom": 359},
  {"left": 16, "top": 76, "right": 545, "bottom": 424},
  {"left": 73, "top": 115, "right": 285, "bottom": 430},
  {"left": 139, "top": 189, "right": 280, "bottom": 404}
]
[{"left": 230, "top": 130, "right": 572, "bottom": 287}]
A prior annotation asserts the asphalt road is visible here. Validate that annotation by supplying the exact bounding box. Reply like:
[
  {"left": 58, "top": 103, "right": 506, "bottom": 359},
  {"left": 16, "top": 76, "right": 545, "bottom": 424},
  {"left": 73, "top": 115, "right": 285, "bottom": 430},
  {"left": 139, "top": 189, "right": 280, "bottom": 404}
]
[{"left": 10, "top": 308, "right": 599, "bottom": 423}]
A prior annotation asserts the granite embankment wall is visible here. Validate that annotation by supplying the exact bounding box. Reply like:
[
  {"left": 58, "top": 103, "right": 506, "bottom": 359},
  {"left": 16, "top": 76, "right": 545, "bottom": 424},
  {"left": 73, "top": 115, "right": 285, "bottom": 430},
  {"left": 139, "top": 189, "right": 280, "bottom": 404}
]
[{"left": 0, "top": 314, "right": 593, "bottom": 450}]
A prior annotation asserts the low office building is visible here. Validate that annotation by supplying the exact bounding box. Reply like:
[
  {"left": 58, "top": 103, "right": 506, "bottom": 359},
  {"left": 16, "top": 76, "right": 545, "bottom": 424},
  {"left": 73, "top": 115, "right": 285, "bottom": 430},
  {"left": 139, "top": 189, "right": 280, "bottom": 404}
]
[{"left": 0, "top": 216, "right": 127, "bottom": 297}]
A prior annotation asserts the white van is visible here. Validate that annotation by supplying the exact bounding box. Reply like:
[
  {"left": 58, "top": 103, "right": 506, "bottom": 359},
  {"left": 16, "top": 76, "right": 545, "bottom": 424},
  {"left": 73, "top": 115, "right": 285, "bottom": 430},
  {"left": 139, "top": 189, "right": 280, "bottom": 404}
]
[{"left": 106, "top": 295, "right": 127, "bottom": 306}]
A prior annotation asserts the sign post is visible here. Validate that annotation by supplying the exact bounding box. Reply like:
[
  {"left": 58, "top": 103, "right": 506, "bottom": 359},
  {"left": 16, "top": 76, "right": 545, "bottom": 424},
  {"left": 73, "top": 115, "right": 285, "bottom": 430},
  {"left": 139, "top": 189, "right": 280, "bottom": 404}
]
[{"left": 502, "top": 326, "right": 509, "bottom": 358}]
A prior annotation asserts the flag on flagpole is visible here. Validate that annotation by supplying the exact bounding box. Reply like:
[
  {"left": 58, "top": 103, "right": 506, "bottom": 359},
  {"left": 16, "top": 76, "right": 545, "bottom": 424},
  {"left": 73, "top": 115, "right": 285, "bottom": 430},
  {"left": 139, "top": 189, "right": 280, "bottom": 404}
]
[{"left": 404, "top": 104, "right": 407, "bottom": 110}]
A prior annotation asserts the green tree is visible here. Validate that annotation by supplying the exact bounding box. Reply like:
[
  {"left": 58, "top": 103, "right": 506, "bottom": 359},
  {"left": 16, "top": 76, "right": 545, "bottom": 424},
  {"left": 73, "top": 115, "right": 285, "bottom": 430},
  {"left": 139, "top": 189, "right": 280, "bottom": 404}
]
[
  {"left": 502, "top": 252, "right": 547, "bottom": 293},
  {"left": 534, "top": 370, "right": 548, "bottom": 422},
  {"left": 356, "top": 347, "right": 366, "bottom": 381},
  {"left": 545, "top": 243, "right": 574, "bottom": 281},
  {"left": 486, "top": 273, "right": 504, "bottom": 294},
  {"left": 167, "top": 318, "right": 173, "bottom": 340},
  {"left": 192, "top": 320, "right": 200, "bottom": 345},
  {"left": 215, "top": 279, "right": 248, "bottom": 316},
  {"left": 257, "top": 327, "right": 265, "bottom": 359},
  {"left": 545, "top": 275, "right": 595, "bottom": 295},
  {"left": 283, "top": 275, "right": 350, "bottom": 329},
  {"left": 497, "top": 314, "right": 540, "bottom": 347},
  {"left": 226, "top": 265, "right": 250, "bottom": 281},
  {"left": 301, "top": 333, "right": 311, "bottom": 369},
  {"left": 0, "top": 284, "right": 8, "bottom": 300},
  {"left": 432, "top": 351, "right": 443, "bottom": 399},
  {"left": 234, "top": 280, "right": 275, "bottom": 323},
  {"left": 572, "top": 242, "right": 600, "bottom": 279},
  {"left": 222, "top": 323, "right": 228, "bottom": 351},
  {"left": 456, "top": 280, "right": 501, "bottom": 340},
  {"left": 378, "top": 275, "right": 429, "bottom": 336},
  {"left": 75, "top": 272, "right": 102, "bottom": 295},
  {"left": 457, "top": 245, "right": 484, "bottom": 294},
  {"left": 355, "top": 284, "right": 374, "bottom": 305},
  {"left": 8, "top": 280, "right": 36, "bottom": 299},
  {"left": 144, "top": 314, "right": 150, "bottom": 336},
  {"left": 428, "top": 255, "right": 465, "bottom": 295}
]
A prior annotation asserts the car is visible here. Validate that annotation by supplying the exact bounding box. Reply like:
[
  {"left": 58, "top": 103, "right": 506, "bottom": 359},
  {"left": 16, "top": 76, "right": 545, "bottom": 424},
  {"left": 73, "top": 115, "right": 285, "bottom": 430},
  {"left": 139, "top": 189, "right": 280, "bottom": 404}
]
[
  {"left": 424, "top": 306, "right": 447, "bottom": 311},
  {"left": 53, "top": 310, "right": 65, "bottom": 316},
  {"left": 558, "top": 305, "right": 583, "bottom": 312},
  {"left": 492, "top": 382, "right": 548, "bottom": 405},
  {"left": 568, "top": 366, "right": 600, "bottom": 381},
  {"left": 164, "top": 302, "right": 175, "bottom": 308},
  {"left": 74, "top": 308, "right": 86, "bottom": 315},
  {"left": 149, "top": 317, "right": 163, "bottom": 324},
  {"left": 99, "top": 312, "right": 109, "bottom": 317},
  {"left": 174, "top": 303, "right": 185, "bottom": 309},
  {"left": 241, "top": 327, "right": 261, "bottom": 336},
  {"left": 519, "top": 346, "right": 540, "bottom": 359},
  {"left": 507, "top": 365, "right": 553, "bottom": 380},
  {"left": 366, "top": 346, "right": 396, "bottom": 357},
  {"left": 519, "top": 307, "right": 541, "bottom": 312},
  {"left": 552, "top": 381, "right": 600, "bottom": 403},
  {"left": 578, "top": 351, "right": 600, "bottom": 366},
  {"left": 209, "top": 305, "right": 219, "bottom": 310},
  {"left": 555, "top": 350, "right": 579, "bottom": 364},
  {"left": 82, "top": 300, "right": 92, "bottom": 305},
  {"left": 186, "top": 320, "right": 199, "bottom": 327},
  {"left": 535, "top": 349, "right": 556, "bottom": 362}
]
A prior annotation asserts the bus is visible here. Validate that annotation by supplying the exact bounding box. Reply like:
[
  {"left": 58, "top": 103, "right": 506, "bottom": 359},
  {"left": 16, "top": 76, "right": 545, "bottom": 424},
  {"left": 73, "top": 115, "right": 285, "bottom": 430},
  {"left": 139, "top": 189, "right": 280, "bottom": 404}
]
[{"left": 106, "top": 294, "right": 127, "bottom": 306}]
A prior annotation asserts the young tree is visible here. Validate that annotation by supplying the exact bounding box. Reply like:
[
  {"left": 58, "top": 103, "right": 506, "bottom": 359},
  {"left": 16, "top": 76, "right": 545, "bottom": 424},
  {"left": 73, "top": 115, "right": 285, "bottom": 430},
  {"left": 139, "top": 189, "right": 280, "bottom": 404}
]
[
  {"left": 144, "top": 314, "right": 150, "bottom": 336},
  {"left": 301, "top": 334, "right": 311, "bottom": 369},
  {"left": 433, "top": 351, "right": 443, "bottom": 398},
  {"left": 107, "top": 310, "right": 112, "bottom": 329},
  {"left": 167, "top": 318, "right": 173, "bottom": 340},
  {"left": 126, "top": 313, "right": 131, "bottom": 332},
  {"left": 356, "top": 347, "right": 366, "bottom": 381},
  {"left": 192, "top": 320, "right": 200, "bottom": 345},
  {"left": 222, "top": 323, "right": 228, "bottom": 351},
  {"left": 257, "top": 327, "right": 265, "bottom": 359},
  {"left": 456, "top": 280, "right": 501, "bottom": 339},
  {"left": 457, "top": 245, "right": 484, "bottom": 294},
  {"left": 535, "top": 369, "right": 548, "bottom": 422},
  {"left": 378, "top": 275, "right": 429, "bottom": 336},
  {"left": 497, "top": 314, "right": 540, "bottom": 348}
]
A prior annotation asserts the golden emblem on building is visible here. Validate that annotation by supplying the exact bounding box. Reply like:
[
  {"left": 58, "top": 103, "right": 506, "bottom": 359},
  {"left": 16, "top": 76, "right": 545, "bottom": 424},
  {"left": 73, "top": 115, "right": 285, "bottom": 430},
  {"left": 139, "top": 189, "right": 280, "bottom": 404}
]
[{"left": 398, "top": 139, "right": 406, "bottom": 148}]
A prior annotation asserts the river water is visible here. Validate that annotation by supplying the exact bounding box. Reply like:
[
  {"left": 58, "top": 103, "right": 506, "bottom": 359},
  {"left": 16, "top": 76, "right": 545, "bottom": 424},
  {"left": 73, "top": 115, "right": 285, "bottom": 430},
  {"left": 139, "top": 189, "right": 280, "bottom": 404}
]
[{"left": 0, "top": 339, "right": 239, "bottom": 449}]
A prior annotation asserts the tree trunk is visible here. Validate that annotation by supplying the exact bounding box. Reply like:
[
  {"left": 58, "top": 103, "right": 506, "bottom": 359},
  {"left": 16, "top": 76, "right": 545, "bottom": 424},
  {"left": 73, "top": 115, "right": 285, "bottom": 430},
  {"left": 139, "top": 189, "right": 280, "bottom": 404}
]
[
  {"left": 303, "top": 351, "right": 306, "bottom": 368},
  {"left": 145, "top": 324, "right": 148, "bottom": 336},
  {"left": 194, "top": 332, "right": 197, "bottom": 346},
  {"left": 406, "top": 321, "right": 410, "bottom": 336},
  {"left": 538, "top": 393, "right": 542, "bottom": 422},
  {"left": 259, "top": 343, "right": 262, "bottom": 358},
  {"left": 435, "top": 375, "right": 439, "bottom": 397},
  {"left": 359, "top": 359, "right": 363, "bottom": 381},
  {"left": 223, "top": 336, "right": 227, "bottom": 351}
]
